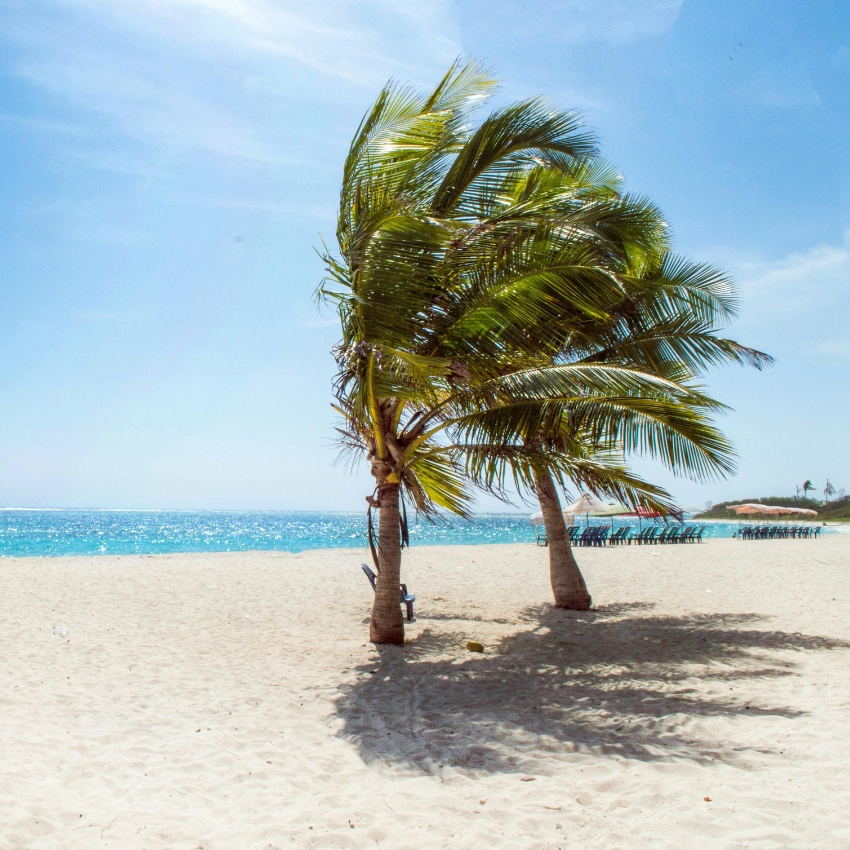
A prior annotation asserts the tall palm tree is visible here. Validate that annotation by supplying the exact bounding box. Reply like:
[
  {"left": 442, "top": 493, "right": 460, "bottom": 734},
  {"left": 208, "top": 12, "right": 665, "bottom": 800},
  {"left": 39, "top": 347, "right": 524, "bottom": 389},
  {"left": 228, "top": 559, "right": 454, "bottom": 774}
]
[
  {"left": 457, "top": 291, "right": 770, "bottom": 608},
  {"left": 320, "top": 61, "right": 759, "bottom": 643},
  {"left": 449, "top": 162, "right": 772, "bottom": 609},
  {"left": 453, "top": 366, "right": 745, "bottom": 609},
  {"left": 543, "top": 258, "right": 772, "bottom": 606}
]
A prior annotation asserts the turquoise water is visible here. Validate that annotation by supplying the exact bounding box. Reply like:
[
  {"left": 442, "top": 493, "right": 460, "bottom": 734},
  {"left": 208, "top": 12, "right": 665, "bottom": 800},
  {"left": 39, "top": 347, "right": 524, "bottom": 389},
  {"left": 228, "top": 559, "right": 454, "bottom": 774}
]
[{"left": 0, "top": 509, "right": 804, "bottom": 558}]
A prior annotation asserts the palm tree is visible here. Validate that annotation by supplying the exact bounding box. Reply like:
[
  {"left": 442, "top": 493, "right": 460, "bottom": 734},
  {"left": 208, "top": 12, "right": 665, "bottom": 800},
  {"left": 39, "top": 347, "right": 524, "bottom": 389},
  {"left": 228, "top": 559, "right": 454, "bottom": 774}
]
[
  {"left": 453, "top": 364, "right": 749, "bottom": 610},
  {"left": 802, "top": 479, "right": 815, "bottom": 501},
  {"left": 320, "top": 61, "right": 760, "bottom": 642},
  {"left": 538, "top": 257, "right": 771, "bottom": 607},
  {"left": 462, "top": 436, "right": 676, "bottom": 609},
  {"left": 447, "top": 176, "right": 771, "bottom": 610}
]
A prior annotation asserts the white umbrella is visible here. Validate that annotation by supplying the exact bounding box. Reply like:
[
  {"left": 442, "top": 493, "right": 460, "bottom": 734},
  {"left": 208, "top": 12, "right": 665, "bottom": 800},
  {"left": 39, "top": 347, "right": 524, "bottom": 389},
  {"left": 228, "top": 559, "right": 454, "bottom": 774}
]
[
  {"left": 564, "top": 493, "right": 607, "bottom": 514},
  {"left": 531, "top": 493, "right": 628, "bottom": 529},
  {"left": 564, "top": 494, "right": 629, "bottom": 517},
  {"left": 530, "top": 510, "right": 575, "bottom": 526},
  {"left": 564, "top": 493, "right": 629, "bottom": 528}
]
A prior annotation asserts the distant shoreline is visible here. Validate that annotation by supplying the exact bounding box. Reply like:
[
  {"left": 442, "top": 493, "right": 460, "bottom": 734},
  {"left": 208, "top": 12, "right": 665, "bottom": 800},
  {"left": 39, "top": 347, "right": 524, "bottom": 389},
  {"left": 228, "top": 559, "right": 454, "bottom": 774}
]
[{"left": 0, "top": 510, "right": 843, "bottom": 559}]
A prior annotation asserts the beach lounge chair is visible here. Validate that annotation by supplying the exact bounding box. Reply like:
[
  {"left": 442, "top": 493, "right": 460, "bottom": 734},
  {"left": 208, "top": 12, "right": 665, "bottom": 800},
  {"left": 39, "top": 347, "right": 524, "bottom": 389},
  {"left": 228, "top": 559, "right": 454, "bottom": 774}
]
[
  {"left": 536, "top": 528, "right": 548, "bottom": 547},
  {"left": 679, "top": 526, "right": 696, "bottom": 544},
  {"left": 635, "top": 525, "right": 658, "bottom": 546},
  {"left": 361, "top": 564, "right": 416, "bottom": 622},
  {"left": 575, "top": 527, "right": 591, "bottom": 547},
  {"left": 659, "top": 527, "right": 673, "bottom": 544},
  {"left": 610, "top": 527, "right": 630, "bottom": 546},
  {"left": 668, "top": 526, "right": 685, "bottom": 544},
  {"left": 583, "top": 527, "right": 603, "bottom": 546}
]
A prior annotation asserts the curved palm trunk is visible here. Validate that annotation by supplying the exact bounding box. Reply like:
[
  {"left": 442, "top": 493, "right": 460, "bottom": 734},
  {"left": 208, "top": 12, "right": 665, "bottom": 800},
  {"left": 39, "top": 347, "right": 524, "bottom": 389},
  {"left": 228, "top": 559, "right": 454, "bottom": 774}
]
[
  {"left": 370, "top": 483, "right": 405, "bottom": 645},
  {"left": 534, "top": 469, "right": 592, "bottom": 610}
]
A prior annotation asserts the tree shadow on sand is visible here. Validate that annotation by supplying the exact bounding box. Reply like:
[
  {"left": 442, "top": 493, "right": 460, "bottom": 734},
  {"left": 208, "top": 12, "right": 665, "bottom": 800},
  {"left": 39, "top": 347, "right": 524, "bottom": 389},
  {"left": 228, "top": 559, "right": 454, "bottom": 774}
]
[{"left": 334, "top": 603, "right": 849, "bottom": 775}]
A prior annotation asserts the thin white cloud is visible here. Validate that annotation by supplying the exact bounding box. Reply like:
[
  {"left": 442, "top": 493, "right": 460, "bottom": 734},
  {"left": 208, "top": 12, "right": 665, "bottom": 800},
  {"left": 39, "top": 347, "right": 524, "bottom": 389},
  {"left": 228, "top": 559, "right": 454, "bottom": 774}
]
[
  {"left": 17, "top": 50, "right": 278, "bottom": 161},
  {"left": 0, "top": 112, "right": 88, "bottom": 136},
  {"left": 817, "top": 338, "right": 850, "bottom": 356},
  {"left": 733, "top": 238, "right": 850, "bottom": 360},
  {"left": 67, "top": 223, "right": 154, "bottom": 245},
  {"left": 51, "top": 0, "right": 460, "bottom": 83},
  {"left": 738, "top": 242, "right": 849, "bottom": 305},
  {"left": 5, "top": 0, "right": 462, "bottom": 159},
  {"left": 74, "top": 309, "right": 139, "bottom": 322}
]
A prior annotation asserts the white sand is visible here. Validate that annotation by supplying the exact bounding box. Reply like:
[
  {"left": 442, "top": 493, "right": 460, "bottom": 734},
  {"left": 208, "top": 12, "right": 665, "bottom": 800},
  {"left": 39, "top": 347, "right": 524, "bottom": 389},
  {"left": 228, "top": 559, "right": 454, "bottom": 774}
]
[{"left": 2, "top": 535, "right": 850, "bottom": 849}]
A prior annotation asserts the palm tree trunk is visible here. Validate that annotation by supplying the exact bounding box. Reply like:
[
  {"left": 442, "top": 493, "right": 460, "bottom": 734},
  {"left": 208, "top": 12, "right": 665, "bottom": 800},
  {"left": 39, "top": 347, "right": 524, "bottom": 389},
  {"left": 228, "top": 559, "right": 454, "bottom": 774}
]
[
  {"left": 370, "top": 482, "right": 405, "bottom": 645},
  {"left": 534, "top": 469, "right": 592, "bottom": 610}
]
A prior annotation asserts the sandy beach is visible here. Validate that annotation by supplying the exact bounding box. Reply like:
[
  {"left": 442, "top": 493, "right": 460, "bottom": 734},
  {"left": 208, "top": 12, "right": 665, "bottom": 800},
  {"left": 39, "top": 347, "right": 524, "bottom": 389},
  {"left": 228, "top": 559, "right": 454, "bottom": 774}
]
[{"left": 2, "top": 535, "right": 850, "bottom": 849}]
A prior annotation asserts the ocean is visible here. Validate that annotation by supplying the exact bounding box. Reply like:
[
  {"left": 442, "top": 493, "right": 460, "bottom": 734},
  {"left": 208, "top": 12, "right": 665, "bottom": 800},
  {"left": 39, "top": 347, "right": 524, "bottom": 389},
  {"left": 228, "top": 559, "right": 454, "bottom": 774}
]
[{"left": 0, "top": 509, "right": 815, "bottom": 558}]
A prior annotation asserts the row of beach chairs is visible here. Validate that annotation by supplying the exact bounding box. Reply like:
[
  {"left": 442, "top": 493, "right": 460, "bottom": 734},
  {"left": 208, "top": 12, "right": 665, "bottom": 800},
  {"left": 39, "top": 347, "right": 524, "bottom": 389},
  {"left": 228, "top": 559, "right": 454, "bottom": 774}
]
[
  {"left": 738, "top": 525, "right": 821, "bottom": 540},
  {"left": 560, "top": 524, "right": 708, "bottom": 547}
]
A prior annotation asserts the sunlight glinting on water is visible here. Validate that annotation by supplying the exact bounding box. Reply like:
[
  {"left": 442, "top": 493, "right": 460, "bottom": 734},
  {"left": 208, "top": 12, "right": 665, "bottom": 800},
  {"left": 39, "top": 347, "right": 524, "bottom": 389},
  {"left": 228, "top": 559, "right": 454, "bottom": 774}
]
[{"left": 0, "top": 510, "right": 802, "bottom": 557}]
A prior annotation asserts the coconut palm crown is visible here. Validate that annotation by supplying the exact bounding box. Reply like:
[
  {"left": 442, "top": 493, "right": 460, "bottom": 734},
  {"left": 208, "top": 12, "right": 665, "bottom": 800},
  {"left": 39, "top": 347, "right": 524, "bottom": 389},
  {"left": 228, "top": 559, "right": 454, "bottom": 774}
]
[{"left": 318, "top": 61, "right": 767, "bottom": 644}]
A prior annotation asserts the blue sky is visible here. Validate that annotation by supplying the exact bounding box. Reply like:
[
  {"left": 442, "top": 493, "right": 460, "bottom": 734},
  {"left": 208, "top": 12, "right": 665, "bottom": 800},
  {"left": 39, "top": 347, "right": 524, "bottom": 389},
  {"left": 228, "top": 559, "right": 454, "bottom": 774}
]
[{"left": 0, "top": 0, "right": 847, "bottom": 510}]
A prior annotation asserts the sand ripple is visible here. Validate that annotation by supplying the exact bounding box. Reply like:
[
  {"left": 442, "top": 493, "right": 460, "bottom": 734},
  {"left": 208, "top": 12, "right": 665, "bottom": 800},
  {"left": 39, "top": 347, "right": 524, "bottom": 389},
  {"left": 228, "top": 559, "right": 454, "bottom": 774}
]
[{"left": 1, "top": 538, "right": 849, "bottom": 848}]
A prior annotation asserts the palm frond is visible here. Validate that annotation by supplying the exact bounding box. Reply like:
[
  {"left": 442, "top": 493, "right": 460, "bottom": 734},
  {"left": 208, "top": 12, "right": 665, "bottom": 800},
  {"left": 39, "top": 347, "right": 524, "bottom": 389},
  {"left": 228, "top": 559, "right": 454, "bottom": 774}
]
[
  {"left": 320, "top": 62, "right": 767, "bottom": 522},
  {"left": 431, "top": 98, "right": 596, "bottom": 216}
]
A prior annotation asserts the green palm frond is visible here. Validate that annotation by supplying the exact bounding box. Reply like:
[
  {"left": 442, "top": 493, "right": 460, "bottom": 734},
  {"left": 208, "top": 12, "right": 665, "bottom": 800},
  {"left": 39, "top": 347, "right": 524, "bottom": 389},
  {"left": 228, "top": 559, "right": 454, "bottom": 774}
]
[
  {"left": 577, "top": 317, "right": 773, "bottom": 375},
  {"left": 431, "top": 98, "right": 597, "bottom": 216},
  {"left": 625, "top": 252, "right": 739, "bottom": 323},
  {"left": 458, "top": 442, "right": 675, "bottom": 513},
  {"left": 319, "top": 62, "right": 768, "bottom": 522},
  {"left": 403, "top": 447, "right": 474, "bottom": 519}
]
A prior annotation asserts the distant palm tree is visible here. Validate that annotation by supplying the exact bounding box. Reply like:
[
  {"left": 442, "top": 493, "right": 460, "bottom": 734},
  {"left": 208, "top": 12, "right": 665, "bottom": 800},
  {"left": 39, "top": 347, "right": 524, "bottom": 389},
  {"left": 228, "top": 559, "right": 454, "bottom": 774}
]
[
  {"left": 824, "top": 480, "right": 836, "bottom": 501},
  {"left": 802, "top": 479, "right": 815, "bottom": 501}
]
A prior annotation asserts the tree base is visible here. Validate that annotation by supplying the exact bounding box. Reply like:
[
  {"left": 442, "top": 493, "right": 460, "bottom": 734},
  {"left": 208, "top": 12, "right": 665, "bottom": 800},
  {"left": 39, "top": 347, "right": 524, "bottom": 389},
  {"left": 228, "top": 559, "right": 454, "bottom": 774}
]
[
  {"left": 369, "top": 624, "right": 404, "bottom": 645},
  {"left": 553, "top": 595, "right": 592, "bottom": 611}
]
